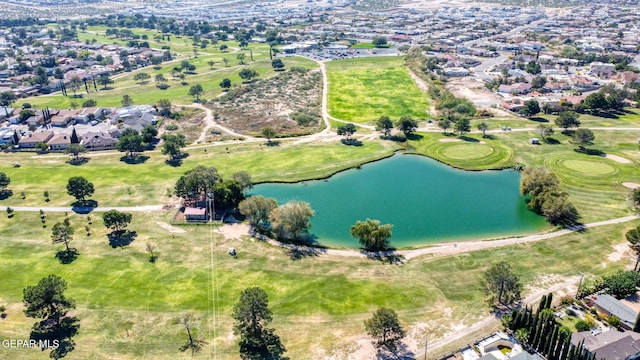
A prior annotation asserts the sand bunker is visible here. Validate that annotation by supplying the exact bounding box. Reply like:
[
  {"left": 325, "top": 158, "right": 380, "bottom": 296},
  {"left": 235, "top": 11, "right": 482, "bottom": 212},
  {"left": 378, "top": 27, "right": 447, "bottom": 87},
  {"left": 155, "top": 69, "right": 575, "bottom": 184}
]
[
  {"left": 622, "top": 182, "right": 640, "bottom": 189},
  {"left": 604, "top": 154, "right": 632, "bottom": 164}
]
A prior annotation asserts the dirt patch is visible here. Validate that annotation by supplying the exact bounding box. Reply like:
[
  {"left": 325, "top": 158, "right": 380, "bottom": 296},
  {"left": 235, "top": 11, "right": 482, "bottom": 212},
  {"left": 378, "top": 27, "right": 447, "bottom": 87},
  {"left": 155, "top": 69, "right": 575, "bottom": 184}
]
[
  {"left": 219, "top": 223, "right": 249, "bottom": 240},
  {"left": 446, "top": 77, "right": 503, "bottom": 108},
  {"left": 156, "top": 221, "right": 186, "bottom": 234},
  {"left": 162, "top": 107, "right": 206, "bottom": 144},
  {"left": 622, "top": 182, "right": 640, "bottom": 189},
  {"left": 621, "top": 293, "right": 640, "bottom": 313},
  {"left": 608, "top": 242, "right": 632, "bottom": 263},
  {"left": 604, "top": 154, "right": 632, "bottom": 164},
  {"left": 208, "top": 67, "right": 323, "bottom": 136}
]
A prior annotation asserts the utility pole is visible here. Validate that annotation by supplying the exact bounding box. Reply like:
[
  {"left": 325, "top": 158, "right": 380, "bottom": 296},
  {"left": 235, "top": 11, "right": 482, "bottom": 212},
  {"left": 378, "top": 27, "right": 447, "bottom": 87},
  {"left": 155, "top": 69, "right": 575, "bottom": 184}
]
[{"left": 424, "top": 338, "right": 427, "bottom": 360}]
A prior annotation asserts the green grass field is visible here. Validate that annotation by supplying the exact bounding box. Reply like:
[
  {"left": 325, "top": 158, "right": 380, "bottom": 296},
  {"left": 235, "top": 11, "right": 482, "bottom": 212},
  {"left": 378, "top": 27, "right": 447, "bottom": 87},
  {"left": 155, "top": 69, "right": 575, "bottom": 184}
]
[
  {"left": 0, "top": 140, "right": 399, "bottom": 207},
  {"left": 0, "top": 208, "right": 636, "bottom": 359},
  {"left": 326, "top": 57, "right": 430, "bottom": 123}
]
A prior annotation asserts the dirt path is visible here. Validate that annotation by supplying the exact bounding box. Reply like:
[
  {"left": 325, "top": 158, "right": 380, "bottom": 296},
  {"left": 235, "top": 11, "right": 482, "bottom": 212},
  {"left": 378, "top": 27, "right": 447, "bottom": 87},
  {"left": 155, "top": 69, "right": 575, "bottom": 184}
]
[
  {"left": 407, "top": 67, "right": 437, "bottom": 117},
  {"left": 187, "top": 103, "right": 256, "bottom": 144}
]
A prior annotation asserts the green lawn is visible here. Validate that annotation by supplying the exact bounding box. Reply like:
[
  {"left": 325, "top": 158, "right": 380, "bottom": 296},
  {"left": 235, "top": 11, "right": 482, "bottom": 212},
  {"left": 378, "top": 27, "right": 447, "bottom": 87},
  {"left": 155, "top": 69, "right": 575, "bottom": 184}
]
[
  {"left": 0, "top": 207, "right": 635, "bottom": 359},
  {"left": 350, "top": 42, "right": 376, "bottom": 49},
  {"left": 407, "top": 128, "right": 640, "bottom": 222},
  {"left": 326, "top": 56, "right": 430, "bottom": 123},
  {"left": 0, "top": 140, "right": 399, "bottom": 207}
]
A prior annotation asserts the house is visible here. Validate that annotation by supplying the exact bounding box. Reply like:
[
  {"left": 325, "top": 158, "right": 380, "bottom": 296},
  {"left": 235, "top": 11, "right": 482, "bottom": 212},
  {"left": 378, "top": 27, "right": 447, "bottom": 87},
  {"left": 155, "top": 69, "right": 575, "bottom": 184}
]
[
  {"left": 594, "top": 294, "right": 638, "bottom": 330},
  {"left": 80, "top": 131, "right": 117, "bottom": 151},
  {"left": 571, "top": 77, "right": 600, "bottom": 91},
  {"left": 590, "top": 62, "right": 616, "bottom": 78},
  {"left": 498, "top": 83, "right": 532, "bottom": 95},
  {"left": 18, "top": 131, "right": 54, "bottom": 148},
  {"left": 47, "top": 133, "right": 71, "bottom": 151},
  {"left": 444, "top": 67, "right": 469, "bottom": 77},
  {"left": 0, "top": 107, "right": 14, "bottom": 120},
  {"left": 571, "top": 330, "right": 640, "bottom": 360},
  {"left": 184, "top": 207, "right": 207, "bottom": 222},
  {"left": 0, "top": 128, "right": 18, "bottom": 146}
]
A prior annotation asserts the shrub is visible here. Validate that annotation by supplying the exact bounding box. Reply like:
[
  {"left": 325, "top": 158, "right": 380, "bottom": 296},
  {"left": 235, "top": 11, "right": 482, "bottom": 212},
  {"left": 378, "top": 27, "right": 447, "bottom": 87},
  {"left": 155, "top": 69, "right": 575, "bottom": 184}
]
[
  {"left": 575, "top": 319, "right": 590, "bottom": 332},
  {"left": 165, "top": 123, "right": 178, "bottom": 131},
  {"left": 559, "top": 295, "right": 573, "bottom": 306},
  {"left": 608, "top": 315, "right": 621, "bottom": 328}
]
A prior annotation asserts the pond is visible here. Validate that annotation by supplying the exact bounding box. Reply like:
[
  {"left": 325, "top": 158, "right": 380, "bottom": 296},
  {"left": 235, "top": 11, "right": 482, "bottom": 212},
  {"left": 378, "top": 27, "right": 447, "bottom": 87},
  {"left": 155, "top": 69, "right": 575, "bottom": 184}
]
[{"left": 250, "top": 154, "right": 547, "bottom": 248}]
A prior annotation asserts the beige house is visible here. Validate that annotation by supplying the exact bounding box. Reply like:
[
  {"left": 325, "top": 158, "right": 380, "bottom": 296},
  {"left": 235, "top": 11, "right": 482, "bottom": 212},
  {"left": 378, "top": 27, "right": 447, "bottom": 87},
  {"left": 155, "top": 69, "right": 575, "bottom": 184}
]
[
  {"left": 47, "top": 133, "right": 72, "bottom": 151},
  {"left": 80, "top": 131, "right": 117, "bottom": 151},
  {"left": 18, "top": 131, "right": 54, "bottom": 148}
]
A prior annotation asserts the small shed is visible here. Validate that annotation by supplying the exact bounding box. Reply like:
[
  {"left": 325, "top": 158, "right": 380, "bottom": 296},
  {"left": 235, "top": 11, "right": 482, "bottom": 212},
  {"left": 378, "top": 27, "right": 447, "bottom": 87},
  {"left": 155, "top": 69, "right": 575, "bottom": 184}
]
[
  {"left": 184, "top": 207, "right": 207, "bottom": 221},
  {"left": 530, "top": 138, "right": 540, "bottom": 145}
]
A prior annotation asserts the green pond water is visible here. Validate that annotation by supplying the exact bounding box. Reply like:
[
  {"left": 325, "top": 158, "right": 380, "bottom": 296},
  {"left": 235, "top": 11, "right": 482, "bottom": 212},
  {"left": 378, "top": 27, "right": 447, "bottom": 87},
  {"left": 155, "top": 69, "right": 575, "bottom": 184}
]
[{"left": 251, "top": 154, "right": 547, "bottom": 248}]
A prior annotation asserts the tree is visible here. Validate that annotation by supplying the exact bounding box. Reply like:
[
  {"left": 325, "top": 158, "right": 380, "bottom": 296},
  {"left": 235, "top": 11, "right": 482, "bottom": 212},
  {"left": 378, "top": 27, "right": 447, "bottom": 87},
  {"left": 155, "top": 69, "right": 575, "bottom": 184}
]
[
  {"left": 396, "top": 115, "right": 418, "bottom": 136},
  {"left": 23, "top": 275, "right": 79, "bottom": 359},
  {"left": 541, "top": 196, "right": 580, "bottom": 227},
  {"left": 484, "top": 261, "right": 522, "bottom": 305},
  {"left": 68, "top": 76, "right": 82, "bottom": 96},
  {"left": 572, "top": 128, "right": 595, "bottom": 150},
  {"left": 583, "top": 92, "right": 607, "bottom": 113},
  {"left": 520, "top": 99, "right": 540, "bottom": 118},
  {"left": 141, "top": 125, "right": 158, "bottom": 144},
  {"left": 175, "top": 166, "right": 221, "bottom": 204},
  {"left": 173, "top": 314, "right": 207, "bottom": 356},
  {"left": 102, "top": 210, "right": 132, "bottom": 233},
  {"left": 626, "top": 225, "right": 640, "bottom": 270},
  {"left": 454, "top": 117, "right": 471, "bottom": 136},
  {"left": 0, "top": 172, "right": 10, "bottom": 194},
  {"left": 236, "top": 53, "right": 246, "bottom": 65},
  {"left": 121, "top": 94, "right": 134, "bottom": 107},
  {"left": 97, "top": 74, "right": 113, "bottom": 89},
  {"left": 555, "top": 111, "right": 581, "bottom": 131},
  {"left": 525, "top": 61, "right": 541, "bottom": 75},
  {"left": 232, "top": 287, "right": 286, "bottom": 360},
  {"left": 630, "top": 188, "right": 640, "bottom": 212},
  {"left": 520, "top": 167, "right": 559, "bottom": 199},
  {"left": 222, "top": 57, "right": 229, "bottom": 66},
  {"left": 133, "top": 72, "right": 150, "bottom": 84},
  {"left": 232, "top": 171, "right": 253, "bottom": 192},
  {"left": 23, "top": 274, "right": 75, "bottom": 327},
  {"left": 239, "top": 196, "right": 278, "bottom": 232},
  {"left": 207, "top": 59, "right": 215, "bottom": 70},
  {"left": 376, "top": 116, "right": 393, "bottom": 137},
  {"left": 350, "top": 219, "right": 393, "bottom": 251},
  {"left": 337, "top": 122, "right": 357, "bottom": 140},
  {"left": 188, "top": 84, "right": 203, "bottom": 102},
  {"left": 239, "top": 68, "right": 258, "bottom": 83},
  {"left": 156, "top": 99, "right": 172, "bottom": 117},
  {"left": 219, "top": 44, "right": 228, "bottom": 52},
  {"left": 364, "top": 308, "right": 405, "bottom": 351},
  {"left": 66, "top": 176, "right": 94, "bottom": 203},
  {"left": 477, "top": 122, "right": 489, "bottom": 137},
  {"left": 633, "top": 312, "right": 640, "bottom": 332},
  {"left": 117, "top": 130, "right": 145, "bottom": 159},
  {"left": 52, "top": 222, "right": 74, "bottom": 257},
  {"left": 261, "top": 127, "right": 276, "bottom": 145},
  {"left": 537, "top": 124, "right": 554, "bottom": 141},
  {"left": 269, "top": 201, "right": 314, "bottom": 241},
  {"left": 531, "top": 76, "right": 547, "bottom": 89},
  {"left": 372, "top": 36, "right": 388, "bottom": 47},
  {"left": 604, "top": 271, "right": 640, "bottom": 299},
  {"left": 220, "top": 78, "right": 231, "bottom": 90},
  {"left": 438, "top": 118, "right": 451, "bottom": 134},
  {"left": 155, "top": 73, "right": 167, "bottom": 85},
  {"left": 0, "top": 91, "right": 17, "bottom": 112},
  {"left": 161, "top": 133, "right": 186, "bottom": 161},
  {"left": 271, "top": 59, "right": 285, "bottom": 71},
  {"left": 64, "top": 144, "right": 86, "bottom": 162}
]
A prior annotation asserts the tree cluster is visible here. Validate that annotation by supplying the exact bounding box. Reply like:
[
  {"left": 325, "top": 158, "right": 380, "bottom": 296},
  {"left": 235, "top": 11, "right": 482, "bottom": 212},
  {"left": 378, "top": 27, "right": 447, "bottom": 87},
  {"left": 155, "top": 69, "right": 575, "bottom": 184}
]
[
  {"left": 350, "top": 219, "right": 393, "bottom": 251},
  {"left": 175, "top": 166, "right": 250, "bottom": 212},
  {"left": 603, "top": 271, "right": 640, "bottom": 299},
  {"left": 503, "top": 294, "right": 601, "bottom": 360},
  {"left": 483, "top": 261, "right": 522, "bottom": 305},
  {"left": 520, "top": 167, "right": 580, "bottom": 227}
]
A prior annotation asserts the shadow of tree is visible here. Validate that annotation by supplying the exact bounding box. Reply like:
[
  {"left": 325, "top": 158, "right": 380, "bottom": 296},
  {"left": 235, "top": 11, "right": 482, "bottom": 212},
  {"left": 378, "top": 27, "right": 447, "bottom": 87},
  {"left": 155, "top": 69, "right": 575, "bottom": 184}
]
[
  {"left": 406, "top": 133, "right": 423, "bottom": 141},
  {"left": 165, "top": 153, "right": 190, "bottom": 167},
  {"left": 341, "top": 138, "right": 363, "bottom": 146},
  {"left": 108, "top": 230, "right": 137, "bottom": 248},
  {"left": 71, "top": 200, "right": 98, "bottom": 214},
  {"left": 66, "top": 157, "right": 90, "bottom": 166},
  {"left": 459, "top": 136, "right": 480, "bottom": 143},
  {"left": 55, "top": 248, "right": 79, "bottom": 264},
  {"left": 362, "top": 250, "right": 405, "bottom": 264},
  {"left": 266, "top": 140, "right": 281, "bottom": 147},
  {"left": 285, "top": 245, "right": 327, "bottom": 260},
  {"left": 0, "top": 190, "right": 13, "bottom": 200},
  {"left": 374, "top": 343, "right": 416, "bottom": 360},
  {"left": 120, "top": 155, "right": 150, "bottom": 164},
  {"left": 574, "top": 147, "right": 605, "bottom": 156},
  {"left": 544, "top": 137, "right": 560, "bottom": 145},
  {"left": 529, "top": 116, "right": 549, "bottom": 123},
  {"left": 30, "top": 316, "right": 79, "bottom": 359}
]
